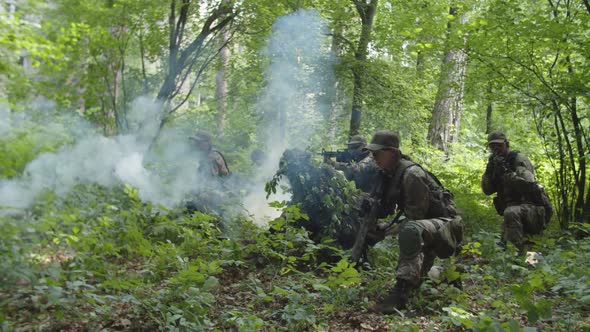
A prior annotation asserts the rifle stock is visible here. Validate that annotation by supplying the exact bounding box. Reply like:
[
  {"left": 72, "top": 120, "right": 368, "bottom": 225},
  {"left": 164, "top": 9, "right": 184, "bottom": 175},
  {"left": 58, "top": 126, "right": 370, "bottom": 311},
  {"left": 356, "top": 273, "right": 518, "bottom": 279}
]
[{"left": 351, "top": 201, "right": 380, "bottom": 264}]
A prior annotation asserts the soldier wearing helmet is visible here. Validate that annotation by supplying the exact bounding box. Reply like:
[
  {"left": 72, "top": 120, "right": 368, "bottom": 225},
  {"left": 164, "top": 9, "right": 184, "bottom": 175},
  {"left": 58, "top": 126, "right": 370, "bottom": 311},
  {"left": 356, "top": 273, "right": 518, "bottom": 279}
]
[{"left": 189, "top": 130, "right": 230, "bottom": 178}]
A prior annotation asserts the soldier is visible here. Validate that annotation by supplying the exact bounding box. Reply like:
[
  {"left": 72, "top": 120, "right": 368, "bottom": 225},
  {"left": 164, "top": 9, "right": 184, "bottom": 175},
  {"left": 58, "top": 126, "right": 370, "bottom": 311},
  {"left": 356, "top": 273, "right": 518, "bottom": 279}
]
[
  {"left": 364, "top": 130, "right": 463, "bottom": 312},
  {"left": 189, "top": 130, "right": 230, "bottom": 178},
  {"left": 327, "top": 135, "right": 379, "bottom": 193},
  {"left": 250, "top": 148, "right": 267, "bottom": 168},
  {"left": 481, "top": 131, "right": 548, "bottom": 255}
]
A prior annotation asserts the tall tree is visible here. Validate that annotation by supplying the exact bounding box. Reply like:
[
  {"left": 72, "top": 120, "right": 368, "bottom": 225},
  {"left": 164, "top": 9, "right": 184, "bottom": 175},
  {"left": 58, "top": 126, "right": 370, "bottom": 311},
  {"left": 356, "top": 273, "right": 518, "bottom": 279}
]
[
  {"left": 349, "top": 0, "right": 378, "bottom": 137},
  {"left": 152, "top": 0, "right": 235, "bottom": 142},
  {"left": 215, "top": 24, "right": 231, "bottom": 134},
  {"left": 427, "top": 6, "right": 468, "bottom": 152},
  {"left": 215, "top": 0, "right": 232, "bottom": 134}
]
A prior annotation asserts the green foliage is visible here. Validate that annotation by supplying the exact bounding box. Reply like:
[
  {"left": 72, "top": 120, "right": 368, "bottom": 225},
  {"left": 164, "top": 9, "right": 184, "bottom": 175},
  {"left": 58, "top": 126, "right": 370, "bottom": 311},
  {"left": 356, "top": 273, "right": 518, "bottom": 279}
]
[
  {"left": 1, "top": 0, "right": 590, "bottom": 329},
  {"left": 0, "top": 126, "right": 72, "bottom": 178}
]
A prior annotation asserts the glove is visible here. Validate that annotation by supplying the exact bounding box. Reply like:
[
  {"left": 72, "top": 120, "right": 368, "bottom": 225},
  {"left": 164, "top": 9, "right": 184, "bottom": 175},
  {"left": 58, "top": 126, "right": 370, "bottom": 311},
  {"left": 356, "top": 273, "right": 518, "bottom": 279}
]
[{"left": 361, "top": 197, "right": 375, "bottom": 213}]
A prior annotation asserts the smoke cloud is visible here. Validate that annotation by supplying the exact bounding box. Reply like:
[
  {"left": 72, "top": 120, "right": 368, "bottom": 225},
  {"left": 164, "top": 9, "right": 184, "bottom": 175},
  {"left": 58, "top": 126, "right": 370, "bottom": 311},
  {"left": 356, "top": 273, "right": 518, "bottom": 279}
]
[
  {"left": 0, "top": 97, "right": 204, "bottom": 214},
  {"left": 242, "top": 9, "right": 336, "bottom": 223},
  {"left": 0, "top": 10, "right": 336, "bottom": 226}
]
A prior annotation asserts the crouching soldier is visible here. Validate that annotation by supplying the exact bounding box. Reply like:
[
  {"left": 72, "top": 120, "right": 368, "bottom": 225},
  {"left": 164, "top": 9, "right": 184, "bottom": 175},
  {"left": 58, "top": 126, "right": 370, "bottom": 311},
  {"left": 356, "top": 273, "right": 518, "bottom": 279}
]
[
  {"left": 481, "top": 131, "right": 552, "bottom": 255},
  {"left": 363, "top": 130, "right": 464, "bottom": 313}
]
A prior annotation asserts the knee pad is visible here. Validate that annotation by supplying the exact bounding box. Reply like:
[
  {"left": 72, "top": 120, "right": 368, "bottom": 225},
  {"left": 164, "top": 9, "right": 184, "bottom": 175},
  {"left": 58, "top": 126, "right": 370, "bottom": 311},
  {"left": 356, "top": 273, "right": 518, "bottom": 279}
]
[{"left": 398, "top": 222, "right": 422, "bottom": 258}]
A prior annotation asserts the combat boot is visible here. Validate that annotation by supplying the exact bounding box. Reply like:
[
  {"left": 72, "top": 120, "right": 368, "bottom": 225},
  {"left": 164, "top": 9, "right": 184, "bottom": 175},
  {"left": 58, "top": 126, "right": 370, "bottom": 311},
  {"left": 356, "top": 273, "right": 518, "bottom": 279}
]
[
  {"left": 496, "top": 239, "right": 507, "bottom": 250},
  {"left": 516, "top": 241, "right": 529, "bottom": 257},
  {"left": 375, "top": 279, "right": 411, "bottom": 314}
]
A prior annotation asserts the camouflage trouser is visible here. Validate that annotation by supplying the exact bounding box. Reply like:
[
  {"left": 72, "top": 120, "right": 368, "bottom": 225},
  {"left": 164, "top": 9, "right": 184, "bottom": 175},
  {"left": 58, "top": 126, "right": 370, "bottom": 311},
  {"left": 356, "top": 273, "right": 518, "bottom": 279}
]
[
  {"left": 502, "top": 204, "right": 545, "bottom": 250},
  {"left": 396, "top": 216, "right": 463, "bottom": 286}
]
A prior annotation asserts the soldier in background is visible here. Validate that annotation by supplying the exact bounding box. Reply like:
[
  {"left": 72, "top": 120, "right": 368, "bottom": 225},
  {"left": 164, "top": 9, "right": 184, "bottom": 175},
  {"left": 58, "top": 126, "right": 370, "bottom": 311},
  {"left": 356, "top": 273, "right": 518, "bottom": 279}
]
[
  {"left": 250, "top": 149, "right": 267, "bottom": 168},
  {"left": 327, "top": 135, "right": 379, "bottom": 193},
  {"left": 481, "top": 131, "right": 550, "bottom": 255},
  {"left": 185, "top": 130, "right": 231, "bottom": 226},
  {"left": 189, "top": 130, "right": 230, "bottom": 178}
]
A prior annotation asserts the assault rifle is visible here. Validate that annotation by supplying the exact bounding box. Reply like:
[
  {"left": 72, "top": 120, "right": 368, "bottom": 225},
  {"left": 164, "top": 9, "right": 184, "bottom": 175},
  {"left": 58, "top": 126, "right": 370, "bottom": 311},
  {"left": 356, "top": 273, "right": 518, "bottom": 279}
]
[
  {"left": 350, "top": 198, "right": 405, "bottom": 265},
  {"left": 319, "top": 148, "right": 354, "bottom": 163}
]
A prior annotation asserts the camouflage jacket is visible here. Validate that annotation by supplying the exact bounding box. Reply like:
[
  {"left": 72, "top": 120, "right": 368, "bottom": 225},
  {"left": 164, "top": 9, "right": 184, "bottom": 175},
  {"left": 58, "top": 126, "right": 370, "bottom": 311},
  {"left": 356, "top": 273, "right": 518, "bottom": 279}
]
[
  {"left": 378, "top": 158, "right": 450, "bottom": 220},
  {"left": 199, "top": 149, "right": 230, "bottom": 178},
  {"left": 481, "top": 150, "right": 536, "bottom": 206},
  {"left": 336, "top": 155, "right": 380, "bottom": 193}
]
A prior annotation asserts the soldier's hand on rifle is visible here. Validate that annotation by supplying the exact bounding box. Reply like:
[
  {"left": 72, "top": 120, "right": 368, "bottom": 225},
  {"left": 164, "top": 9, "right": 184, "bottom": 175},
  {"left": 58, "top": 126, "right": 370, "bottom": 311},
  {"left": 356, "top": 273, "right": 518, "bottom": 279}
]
[
  {"left": 489, "top": 155, "right": 507, "bottom": 180},
  {"left": 361, "top": 197, "right": 374, "bottom": 213}
]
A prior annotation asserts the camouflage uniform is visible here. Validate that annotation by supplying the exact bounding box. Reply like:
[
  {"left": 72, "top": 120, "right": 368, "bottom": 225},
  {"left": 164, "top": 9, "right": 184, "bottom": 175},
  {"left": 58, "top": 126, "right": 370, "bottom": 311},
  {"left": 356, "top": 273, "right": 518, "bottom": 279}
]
[
  {"left": 379, "top": 158, "right": 461, "bottom": 287},
  {"left": 365, "top": 130, "right": 462, "bottom": 312},
  {"left": 331, "top": 135, "right": 379, "bottom": 193},
  {"left": 190, "top": 130, "right": 230, "bottom": 178},
  {"left": 199, "top": 149, "right": 230, "bottom": 177},
  {"left": 482, "top": 145, "right": 545, "bottom": 252},
  {"left": 340, "top": 155, "right": 380, "bottom": 193},
  {"left": 186, "top": 131, "right": 230, "bottom": 218}
]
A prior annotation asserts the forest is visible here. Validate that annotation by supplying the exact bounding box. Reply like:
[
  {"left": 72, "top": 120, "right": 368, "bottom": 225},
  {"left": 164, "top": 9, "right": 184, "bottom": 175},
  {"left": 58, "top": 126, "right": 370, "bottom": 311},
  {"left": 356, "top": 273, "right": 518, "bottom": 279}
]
[{"left": 1, "top": 0, "right": 589, "bottom": 330}]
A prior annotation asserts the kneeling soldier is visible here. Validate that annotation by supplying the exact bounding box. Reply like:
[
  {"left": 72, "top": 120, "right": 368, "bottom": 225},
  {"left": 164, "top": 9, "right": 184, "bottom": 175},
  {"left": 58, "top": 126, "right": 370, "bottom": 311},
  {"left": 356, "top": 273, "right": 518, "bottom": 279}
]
[
  {"left": 481, "top": 131, "right": 551, "bottom": 254},
  {"left": 365, "top": 130, "right": 464, "bottom": 312}
]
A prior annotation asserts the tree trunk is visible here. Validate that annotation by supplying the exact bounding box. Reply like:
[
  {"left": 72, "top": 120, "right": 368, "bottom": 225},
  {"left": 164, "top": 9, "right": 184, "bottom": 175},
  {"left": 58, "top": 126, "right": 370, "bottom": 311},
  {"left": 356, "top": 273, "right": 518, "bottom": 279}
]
[
  {"left": 553, "top": 106, "right": 571, "bottom": 227},
  {"left": 149, "top": 1, "right": 234, "bottom": 147},
  {"left": 215, "top": 21, "right": 231, "bottom": 134},
  {"left": 328, "top": 26, "right": 343, "bottom": 140},
  {"left": 485, "top": 84, "right": 493, "bottom": 134},
  {"left": 427, "top": 6, "right": 467, "bottom": 152},
  {"left": 566, "top": 54, "right": 587, "bottom": 222},
  {"left": 349, "top": 0, "right": 378, "bottom": 137}
]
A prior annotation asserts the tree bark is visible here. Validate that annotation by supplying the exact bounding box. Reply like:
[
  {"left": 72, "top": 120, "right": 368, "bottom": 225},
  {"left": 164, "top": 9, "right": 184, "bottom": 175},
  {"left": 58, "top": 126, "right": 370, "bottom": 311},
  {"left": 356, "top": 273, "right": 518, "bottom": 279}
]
[
  {"left": 328, "top": 25, "right": 344, "bottom": 140},
  {"left": 215, "top": 19, "right": 231, "bottom": 134},
  {"left": 349, "top": 0, "right": 378, "bottom": 137},
  {"left": 485, "top": 83, "right": 493, "bottom": 134},
  {"left": 427, "top": 6, "right": 467, "bottom": 152}
]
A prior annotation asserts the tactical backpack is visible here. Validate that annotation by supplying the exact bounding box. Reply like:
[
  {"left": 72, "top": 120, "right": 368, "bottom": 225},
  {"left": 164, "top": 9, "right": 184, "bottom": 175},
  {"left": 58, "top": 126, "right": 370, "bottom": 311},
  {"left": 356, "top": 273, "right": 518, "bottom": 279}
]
[
  {"left": 396, "top": 162, "right": 458, "bottom": 219},
  {"left": 213, "top": 149, "right": 231, "bottom": 175},
  {"left": 396, "top": 162, "right": 463, "bottom": 257},
  {"left": 502, "top": 151, "right": 553, "bottom": 225}
]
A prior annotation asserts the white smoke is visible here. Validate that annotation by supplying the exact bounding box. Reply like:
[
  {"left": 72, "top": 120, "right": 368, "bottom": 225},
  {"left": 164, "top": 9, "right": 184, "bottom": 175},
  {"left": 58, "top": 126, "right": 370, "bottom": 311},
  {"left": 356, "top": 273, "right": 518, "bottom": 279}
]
[
  {"left": 0, "top": 97, "right": 204, "bottom": 213},
  {"left": 0, "top": 11, "right": 336, "bottom": 224},
  {"left": 242, "top": 9, "right": 336, "bottom": 223}
]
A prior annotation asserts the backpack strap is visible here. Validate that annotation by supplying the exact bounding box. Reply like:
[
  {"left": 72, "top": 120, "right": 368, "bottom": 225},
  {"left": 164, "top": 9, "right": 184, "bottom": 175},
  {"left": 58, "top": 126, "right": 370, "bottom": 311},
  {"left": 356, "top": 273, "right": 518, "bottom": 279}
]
[
  {"left": 394, "top": 160, "right": 453, "bottom": 215},
  {"left": 212, "top": 149, "right": 231, "bottom": 174},
  {"left": 393, "top": 159, "right": 419, "bottom": 211},
  {"left": 394, "top": 160, "right": 418, "bottom": 190}
]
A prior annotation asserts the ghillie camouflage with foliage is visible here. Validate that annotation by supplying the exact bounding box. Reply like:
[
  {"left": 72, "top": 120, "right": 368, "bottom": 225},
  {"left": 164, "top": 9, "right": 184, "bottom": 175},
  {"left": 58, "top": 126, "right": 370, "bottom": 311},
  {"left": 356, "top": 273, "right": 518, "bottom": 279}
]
[{"left": 267, "top": 149, "right": 367, "bottom": 249}]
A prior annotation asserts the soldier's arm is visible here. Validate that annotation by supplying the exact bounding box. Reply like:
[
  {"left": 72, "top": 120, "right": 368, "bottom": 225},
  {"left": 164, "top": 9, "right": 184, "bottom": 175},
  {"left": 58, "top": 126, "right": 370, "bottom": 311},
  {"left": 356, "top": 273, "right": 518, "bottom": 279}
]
[
  {"left": 481, "top": 160, "right": 498, "bottom": 195},
  {"left": 504, "top": 154, "right": 536, "bottom": 192},
  {"left": 514, "top": 153, "right": 535, "bottom": 182},
  {"left": 403, "top": 168, "right": 430, "bottom": 220}
]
